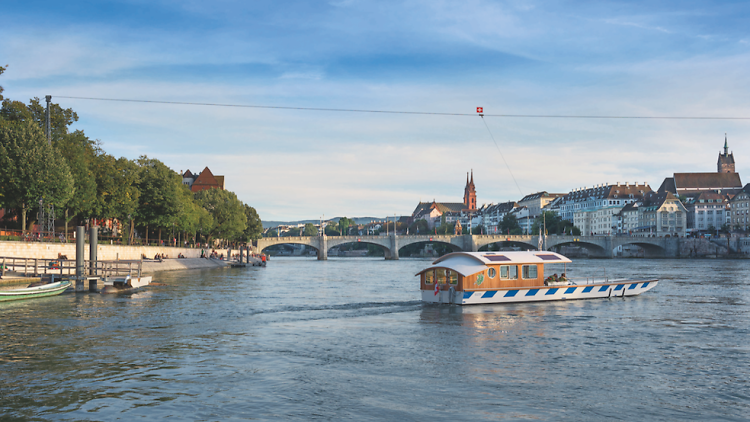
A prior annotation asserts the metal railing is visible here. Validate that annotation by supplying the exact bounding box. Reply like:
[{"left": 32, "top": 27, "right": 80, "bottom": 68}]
[{"left": 0, "top": 256, "right": 142, "bottom": 278}]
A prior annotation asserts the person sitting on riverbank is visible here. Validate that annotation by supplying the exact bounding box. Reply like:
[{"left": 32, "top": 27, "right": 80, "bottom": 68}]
[{"left": 58, "top": 252, "right": 68, "bottom": 260}]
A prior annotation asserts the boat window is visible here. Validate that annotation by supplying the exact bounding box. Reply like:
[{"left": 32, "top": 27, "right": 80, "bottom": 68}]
[
  {"left": 436, "top": 270, "right": 446, "bottom": 284},
  {"left": 488, "top": 267, "right": 496, "bottom": 278},
  {"left": 500, "top": 265, "right": 518, "bottom": 279},
  {"left": 522, "top": 265, "right": 538, "bottom": 279},
  {"left": 448, "top": 270, "right": 458, "bottom": 285},
  {"left": 425, "top": 270, "right": 434, "bottom": 284}
]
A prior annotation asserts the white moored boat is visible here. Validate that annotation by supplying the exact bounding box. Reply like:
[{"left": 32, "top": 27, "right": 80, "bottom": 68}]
[{"left": 417, "top": 251, "right": 657, "bottom": 305}]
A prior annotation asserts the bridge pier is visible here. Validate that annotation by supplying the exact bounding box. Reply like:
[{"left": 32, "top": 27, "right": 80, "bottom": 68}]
[
  {"left": 317, "top": 235, "right": 328, "bottom": 260},
  {"left": 386, "top": 235, "right": 399, "bottom": 260}
]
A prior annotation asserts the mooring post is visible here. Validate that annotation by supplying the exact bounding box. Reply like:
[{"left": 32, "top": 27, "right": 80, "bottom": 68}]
[
  {"left": 76, "top": 226, "right": 85, "bottom": 292},
  {"left": 239, "top": 246, "right": 244, "bottom": 264},
  {"left": 89, "top": 226, "right": 98, "bottom": 292}
]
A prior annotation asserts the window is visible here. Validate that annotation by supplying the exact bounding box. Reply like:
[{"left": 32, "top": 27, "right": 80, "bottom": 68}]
[
  {"left": 488, "top": 267, "right": 496, "bottom": 278},
  {"left": 448, "top": 270, "right": 458, "bottom": 285},
  {"left": 425, "top": 270, "right": 434, "bottom": 284},
  {"left": 500, "top": 265, "right": 518, "bottom": 279},
  {"left": 436, "top": 270, "right": 446, "bottom": 284},
  {"left": 522, "top": 265, "right": 538, "bottom": 279}
]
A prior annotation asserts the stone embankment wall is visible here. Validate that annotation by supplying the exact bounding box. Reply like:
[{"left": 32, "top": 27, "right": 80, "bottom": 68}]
[
  {"left": 0, "top": 241, "right": 202, "bottom": 260},
  {"left": 679, "top": 238, "right": 750, "bottom": 258}
]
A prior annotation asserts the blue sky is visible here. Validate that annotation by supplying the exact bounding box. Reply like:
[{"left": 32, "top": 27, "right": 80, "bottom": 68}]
[{"left": 2, "top": 0, "right": 749, "bottom": 220}]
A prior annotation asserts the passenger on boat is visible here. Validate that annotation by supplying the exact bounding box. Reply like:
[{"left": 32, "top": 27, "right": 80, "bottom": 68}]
[{"left": 559, "top": 273, "right": 568, "bottom": 281}]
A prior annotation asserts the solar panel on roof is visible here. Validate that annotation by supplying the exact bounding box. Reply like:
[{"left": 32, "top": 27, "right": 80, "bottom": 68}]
[
  {"left": 535, "top": 254, "right": 561, "bottom": 261},
  {"left": 485, "top": 255, "right": 511, "bottom": 262}
]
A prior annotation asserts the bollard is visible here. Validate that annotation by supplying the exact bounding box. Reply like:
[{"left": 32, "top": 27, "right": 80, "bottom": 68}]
[
  {"left": 89, "top": 226, "right": 98, "bottom": 292},
  {"left": 76, "top": 226, "right": 85, "bottom": 292}
]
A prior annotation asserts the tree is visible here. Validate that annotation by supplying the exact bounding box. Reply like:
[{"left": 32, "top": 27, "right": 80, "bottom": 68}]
[
  {"left": 54, "top": 130, "right": 98, "bottom": 232},
  {"left": 135, "top": 156, "right": 184, "bottom": 243},
  {"left": 241, "top": 204, "right": 263, "bottom": 241},
  {"left": 0, "top": 121, "right": 74, "bottom": 231},
  {"left": 194, "top": 188, "right": 247, "bottom": 242},
  {"left": 499, "top": 213, "right": 521, "bottom": 235},
  {"left": 303, "top": 222, "right": 318, "bottom": 236},
  {"left": 409, "top": 219, "right": 429, "bottom": 234},
  {"left": 0, "top": 64, "right": 5, "bottom": 101},
  {"left": 338, "top": 217, "right": 356, "bottom": 235}
]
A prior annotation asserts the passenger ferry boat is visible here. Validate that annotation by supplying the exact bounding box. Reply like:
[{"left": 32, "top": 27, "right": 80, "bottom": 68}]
[{"left": 417, "top": 251, "right": 657, "bottom": 305}]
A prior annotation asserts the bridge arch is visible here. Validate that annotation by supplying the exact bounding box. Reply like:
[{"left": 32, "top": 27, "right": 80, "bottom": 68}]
[
  {"left": 326, "top": 238, "right": 395, "bottom": 259},
  {"left": 614, "top": 241, "right": 667, "bottom": 258},
  {"left": 546, "top": 240, "right": 609, "bottom": 258},
  {"left": 398, "top": 240, "right": 462, "bottom": 257}
]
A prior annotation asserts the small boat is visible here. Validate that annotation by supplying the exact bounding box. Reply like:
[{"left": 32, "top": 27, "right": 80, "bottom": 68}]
[
  {"left": 0, "top": 280, "right": 72, "bottom": 302},
  {"left": 417, "top": 251, "right": 657, "bottom": 305},
  {"left": 101, "top": 275, "right": 153, "bottom": 294}
]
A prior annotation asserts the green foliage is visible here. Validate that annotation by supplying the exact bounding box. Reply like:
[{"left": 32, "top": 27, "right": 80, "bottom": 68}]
[
  {"left": 499, "top": 213, "right": 521, "bottom": 235},
  {"left": 338, "top": 217, "right": 356, "bottom": 235},
  {"left": 0, "top": 64, "right": 5, "bottom": 101},
  {"left": 135, "top": 156, "right": 184, "bottom": 231},
  {"left": 409, "top": 219, "right": 429, "bottom": 234},
  {"left": 54, "top": 130, "right": 98, "bottom": 223},
  {"left": 325, "top": 224, "right": 340, "bottom": 236},
  {"left": 0, "top": 97, "right": 78, "bottom": 141},
  {"left": 530, "top": 211, "right": 580, "bottom": 236},
  {"left": 93, "top": 154, "right": 141, "bottom": 222},
  {"left": 303, "top": 222, "right": 318, "bottom": 236},
  {"left": 0, "top": 120, "right": 74, "bottom": 228},
  {"left": 237, "top": 204, "right": 263, "bottom": 241},
  {"left": 194, "top": 188, "right": 247, "bottom": 241},
  {"left": 472, "top": 224, "right": 484, "bottom": 235}
]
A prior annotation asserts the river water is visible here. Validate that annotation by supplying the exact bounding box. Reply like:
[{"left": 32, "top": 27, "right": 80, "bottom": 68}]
[{"left": 1, "top": 258, "right": 748, "bottom": 421}]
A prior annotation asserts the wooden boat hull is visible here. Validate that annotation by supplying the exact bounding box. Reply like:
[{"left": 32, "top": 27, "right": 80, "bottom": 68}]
[
  {"left": 0, "top": 281, "right": 71, "bottom": 302},
  {"left": 423, "top": 280, "right": 658, "bottom": 305}
]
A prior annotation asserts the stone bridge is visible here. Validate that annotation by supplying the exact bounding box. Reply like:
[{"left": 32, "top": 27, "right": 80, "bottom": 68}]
[{"left": 253, "top": 234, "right": 681, "bottom": 260}]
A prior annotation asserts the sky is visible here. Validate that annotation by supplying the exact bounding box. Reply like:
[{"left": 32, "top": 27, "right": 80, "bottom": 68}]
[{"left": 2, "top": 0, "right": 749, "bottom": 221}]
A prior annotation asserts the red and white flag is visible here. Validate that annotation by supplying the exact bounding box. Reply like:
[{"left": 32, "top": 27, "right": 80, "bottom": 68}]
[
  {"left": 434, "top": 280, "right": 440, "bottom": 296},
  {"left": 476, "top": 107, "right": 483, "bottom": 113}
]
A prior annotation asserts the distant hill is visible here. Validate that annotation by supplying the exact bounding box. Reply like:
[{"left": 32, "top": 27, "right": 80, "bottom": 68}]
[{"left": 262, "top": 216, "right": 397, "bottom": 229}]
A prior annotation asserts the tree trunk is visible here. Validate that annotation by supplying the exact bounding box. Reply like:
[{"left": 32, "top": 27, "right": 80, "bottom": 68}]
[
  {"left": 158, "top": 228, "right": 162, "bottom": 246},
  {"left": 64, "top": 209, "right": 69, "bottom": 241},
  {"left": 21, "top": 205, "right": 27, "bottom": 235},
  {"left": 146, "top": 225, "right": 149, "bottom": 245},
  {"left": 129, "top": 219, "right": 134, "bottom": 245}
]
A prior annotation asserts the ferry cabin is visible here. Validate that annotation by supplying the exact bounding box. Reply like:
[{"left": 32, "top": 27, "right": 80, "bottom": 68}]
[{"left": 417, "top": 251, "right": 657, "bottom": 305}]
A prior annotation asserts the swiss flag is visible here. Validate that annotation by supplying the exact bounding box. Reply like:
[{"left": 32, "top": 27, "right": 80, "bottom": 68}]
[{"left": 476, "top": 107, "right": 483, "bottom": 113}]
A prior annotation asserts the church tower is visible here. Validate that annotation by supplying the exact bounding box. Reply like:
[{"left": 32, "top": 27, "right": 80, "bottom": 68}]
[
  {"left": 717, "top": 134, "right": 736, "bottom": 173},
  {"left": 463, "top": 170, "right": 477, "bottom": 210}
]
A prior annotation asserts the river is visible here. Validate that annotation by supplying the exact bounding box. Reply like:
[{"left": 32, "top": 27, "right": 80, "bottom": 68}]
[{"left": 1, "top": 258, "right": 748, "bottom": 421}]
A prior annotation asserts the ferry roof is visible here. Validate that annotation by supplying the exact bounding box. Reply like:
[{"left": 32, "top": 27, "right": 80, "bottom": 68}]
[{"left": 416, "top": 251, "right": 571, "bottom": 277}]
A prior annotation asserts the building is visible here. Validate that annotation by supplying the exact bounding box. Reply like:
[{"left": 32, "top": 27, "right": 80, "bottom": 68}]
[
  {"left": 685, "top": 192, "right": 730, "bottom": 233},
  {"left": 182, "top": 167, "right": 225, "bottom": 192},
  {"left": 479, "top": 201, "right": 518, "bottom": 232},
  {"left": 658, "top": 137, "right": 742, "bottom": 195},
  {"left": 729, "top": 184, "right": 750, "bottom": 231},
  {"left": 411, "top": 171, "right": 478, "bottom": 227},
  {"left": 633, "top": 191, "right": 687, "bottom": 237},
  {"left": 561, "top": 182, "right": 652, "bottom": 235},
  {"left": 517, "top": 191, "right": 565, "bottom": 218},
  {"left": 718, "top": 134, "right": 735, "bottom": 173}
]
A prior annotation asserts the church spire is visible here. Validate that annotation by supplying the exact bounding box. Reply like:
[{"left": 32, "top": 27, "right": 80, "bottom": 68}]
[
  {"left": 724, "top": 133, "right": 728, "bottom": 155},
  {"left": 470, "top": 169, "right": 474, "bottom": 186}
]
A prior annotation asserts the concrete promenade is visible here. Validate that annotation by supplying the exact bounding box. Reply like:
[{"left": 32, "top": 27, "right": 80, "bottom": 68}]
[{"left": 0, "top": 240, "right": 201, "bottom": 261}]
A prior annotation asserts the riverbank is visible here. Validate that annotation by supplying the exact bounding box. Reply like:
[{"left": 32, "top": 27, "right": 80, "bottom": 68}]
[{"left": 142, "top": 257, "right": 263, "bottom": 274}]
